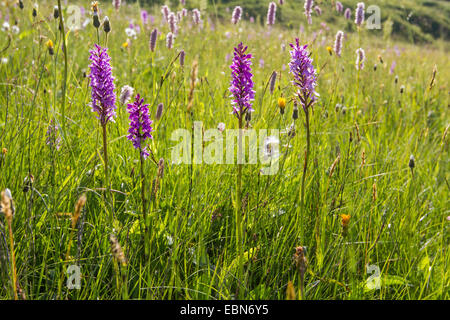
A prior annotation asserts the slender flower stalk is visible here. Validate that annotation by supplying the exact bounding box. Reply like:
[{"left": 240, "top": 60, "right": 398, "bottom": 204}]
[
  {"left": 89, "top": 44, "right": 116, "bottom": 223},
  {"left": 304, "top": 0, "right": 313, "bottom": 25},
  {"left": 155, "top": 103, "right": 164, "bottom": 120},
  {"left": 229, "top": 43, "right": 255, "bottom": 118},
  {"left": 334, "top": 31, "right": 344, "bottom": 57},
  {"left": 314, "top": 5, "right": 322, "bottom": 16},
  {"left": 141, "top": 10, "right": 148, "bottom": 25},
  {"left": 57, "top": 0, "right": 68, "bottom": 136},
  {"left": 231, "top": 6, "right": 242, "bottom": 25},
  {"left": 229, "top": 42, "right": 255, "bottom": 295},
  {"left": 179, "top": 50, "right": 185, "bottom": 68},
  {"left": 355, "top": 47, "right": 365, "bottom": 112},
  {"left": 355, "top": 2, "right": 365, "bottom": 27},
  {"left": 119, "top": 85, "right": 134, "bottom": 105},
  {"left": 267, "top": 2, "right": 277, "bottom": 26},
  {"left": 166, "top": 32, "right": 174, "bottom": 49},
  {"left": 112, "top": 0, "right": 121, "bottom": 12},
  {"left": 126, "top": 94, "right": 153, "bottom": 257},
  {"left": 46, "top": 119, "right": 62, "bottom": 150},
  {"left": 288, "top": 38, "right": 317, "bottom": 216},
  {"left": 355, "top": 48, "right": 365, "bottom": 70},
  {"left": 269, "top": 71, "right": 277, "bottom": 94},
  {"left": 167, "top": 12, "right": 178, "bottom": 34},
  {"left": 127, "top": 94, "right": 153, "bottom": 159},
  {"left": 150, "top": 28, "right": 158, "bottom": 52},
  {"left": 192, "top": 9, "right": 202, "bottom": 26},
  {"left": 161, "top": 5, "right": 170, "bottom": 23},
  {"left": 344, "top": 8, "right": 351, "bottom": 19}
]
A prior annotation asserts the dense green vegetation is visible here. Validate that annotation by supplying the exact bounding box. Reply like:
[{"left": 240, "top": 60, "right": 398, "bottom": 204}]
[{"left": 0, "top": 0, "right": 448, "bottom": 300}]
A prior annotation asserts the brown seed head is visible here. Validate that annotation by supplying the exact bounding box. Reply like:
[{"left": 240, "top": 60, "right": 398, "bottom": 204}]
[{"left": 109, "top": 234, "right": 127, "bottom": 266}]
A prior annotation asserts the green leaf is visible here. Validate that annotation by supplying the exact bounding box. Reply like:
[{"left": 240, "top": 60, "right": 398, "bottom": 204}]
[{"left": 418, "top": 256, "right": 430, "bottom": 272}]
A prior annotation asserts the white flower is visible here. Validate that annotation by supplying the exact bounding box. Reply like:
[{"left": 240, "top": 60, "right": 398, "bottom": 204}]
[
  {"left": 1, "top": 57, "right": 8, "bottom": 64},
  {"left": 217, "top": 122, "right": 225, "bottom": 133},
  {"left": 11, "top": 25, "right": 19, "bottom": 34},
  {"left": 263, "top": 136, "right": 280, "bottom": 159},
  {"left": 2, "top": 21, "right": 10, "bottom": 32},
  {"left": 125, "top": 28, "right": 137, "bottom": 39},
  {"left": 82, "top": 18, "right": 90, "bottom": 28}
]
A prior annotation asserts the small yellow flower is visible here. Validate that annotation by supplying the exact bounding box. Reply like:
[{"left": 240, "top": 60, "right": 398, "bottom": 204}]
[
  {"left": 46, "top": 39, "right": 54, "bottom": 55},
  {"left": 278, "top": 97, "right": 286, "bottom": 109},
  {"left": 122, "top": 41, "right": 129, "bottom": 48},
  {"left": 326, "top": 46, "right": 333, "bottom": 56},
  {"left": 278, "top": 97, "right": 286, "bottom": 115},
  {"left": 341, "top": 214, "right": 351, "bottom": 229},
  {"left": 91, "top": 1, "right": 98, "bottom": 13},
  {"left": 2, "top": 148, "right": 7, "bottom": 155}
]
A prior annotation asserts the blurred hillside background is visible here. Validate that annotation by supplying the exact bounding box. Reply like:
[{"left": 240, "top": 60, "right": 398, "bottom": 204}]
[{"left": 121, "top": 0, "right": 449, "bottom": 43}]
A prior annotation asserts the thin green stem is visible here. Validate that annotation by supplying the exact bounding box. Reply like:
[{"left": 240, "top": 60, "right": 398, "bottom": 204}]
[
  {"left": 102, "top": 124, "right": 112, "bottom": 225},
  {"left": 236, "top": 115, "right": 244, "bottom": 297},
  {"left": 300, "top": 108, "right": 311, "bottom": 209},
  {"left": 57, "top": 0, "right": 67, "bottom": 135}
]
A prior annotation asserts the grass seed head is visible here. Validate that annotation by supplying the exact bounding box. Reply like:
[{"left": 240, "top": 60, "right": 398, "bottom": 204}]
[
  {"left": 109, "top": 234, "right": 127, "bottom": 266},
  {"left": 1, "top": 189, "right": 14, "bottom": 223},
  {"left": 286, "top": 281, "right": 296, "bottom": 300}
]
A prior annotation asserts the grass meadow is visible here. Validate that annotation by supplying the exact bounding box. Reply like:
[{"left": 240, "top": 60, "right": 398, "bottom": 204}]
[{"left": 0, "top": 0, "right": 449, "bottom": 300}]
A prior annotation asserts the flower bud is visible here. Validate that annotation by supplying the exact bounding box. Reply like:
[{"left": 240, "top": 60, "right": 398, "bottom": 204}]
[
  {"left": 103, "top": 16, "right": 111, "bottom": 33},
  {"left": 93, "top": 13, "right": 100, "bottom": 29},
  {"left": 245, "top": 109, "right": 252, "bottom": 122},
  {"left": 409, "top": 155, "right": 415, "bottom": 169},
  {"left": 53, "top": 6, "right": 59, "bottom": 19},
  {"left": 155, "top": 103, "right": 164, "bottom": 120},
  {"left": 292, "top": 102, "right": 299, "bottom": 120}
]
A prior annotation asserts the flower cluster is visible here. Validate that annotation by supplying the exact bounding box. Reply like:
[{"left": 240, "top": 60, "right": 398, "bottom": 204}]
[
  {"left": 344, "top": 8, "right": 351, "bottom": 19},
  {"left": 267, "top": 2, "right": 277, "bottom": 25},
  {"left": 192, "top": 9, "right": 202, "bottom": 25},
  {"left": 355, "top": 2, "right": 365, "bottom": 26},
  {"left": 127, "top": 94, "right": 153, "bottom": 159},
  {"left": 334, "top": 31, "right": 344, "bottom": 57},
  {"left": 355, "top": 48, "right": 365, "bottom": 70},
  {"left": 89, "top": 44, "right": 116, "bottom": 126},
  {"left": 288, "top": 38, "right": 318, "bottom": 109},
  {"left": 304, "top": 0, "right": 313, "bottom": 24},
  {"left": 231, "top": 6, "right": 242, "bottom": 24},
  {"left": 229, "top": 43, "right": 255, "bottom": 117}
]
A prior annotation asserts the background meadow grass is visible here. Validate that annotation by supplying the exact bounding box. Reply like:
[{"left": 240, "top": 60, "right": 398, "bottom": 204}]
[{"left": 0, "top": 0, "right": 448, "bottom": 300}]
